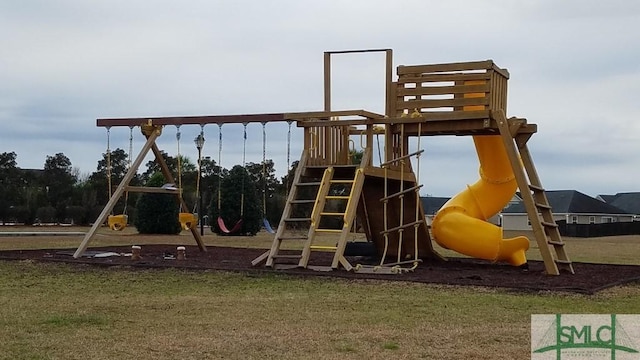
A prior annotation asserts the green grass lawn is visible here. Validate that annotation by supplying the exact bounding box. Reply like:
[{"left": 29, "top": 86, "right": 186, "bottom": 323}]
[
  {"left": 1, "top": 261, "right": 640, "bottom": 360},
  {"left": 1, "top": 228, "right": 640, "bottom": 359}
]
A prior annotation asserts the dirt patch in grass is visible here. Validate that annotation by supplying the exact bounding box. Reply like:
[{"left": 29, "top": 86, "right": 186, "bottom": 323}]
[{"left": 2, "top": 243, "right": 640, "bottom": 294}]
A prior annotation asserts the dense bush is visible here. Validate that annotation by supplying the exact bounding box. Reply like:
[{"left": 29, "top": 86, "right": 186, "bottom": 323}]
[
  {"left": 35, "top": 206, "right": 56, "bottom": 224},
  {"left": 134, "top": 173, "right": 182, "bottom": 234},
  {"left": 64, "top": 205, "right": 87, "bottom": 225}
]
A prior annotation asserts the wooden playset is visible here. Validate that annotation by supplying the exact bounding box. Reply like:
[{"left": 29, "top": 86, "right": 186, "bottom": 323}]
[{"left": 74, "top": 49, "right": 573, "bottom": 275}]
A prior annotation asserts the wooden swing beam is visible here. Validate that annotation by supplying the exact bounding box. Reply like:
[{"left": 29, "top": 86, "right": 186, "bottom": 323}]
[{"left": 95, "top": 110, "right": 384, "bottom": 128}]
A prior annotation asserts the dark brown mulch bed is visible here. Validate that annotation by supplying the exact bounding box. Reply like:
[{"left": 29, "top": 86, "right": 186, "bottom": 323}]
[{"left": 2, "top": 245, "right": 640, "bottom": 294}]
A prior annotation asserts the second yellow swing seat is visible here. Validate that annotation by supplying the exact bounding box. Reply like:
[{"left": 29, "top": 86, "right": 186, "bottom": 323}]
[
  {"left": 179, "top": 212, "right": 198, "bottom": 230},
  {"left": 108, "top": 214, "right": 128, "bottom": 231}
]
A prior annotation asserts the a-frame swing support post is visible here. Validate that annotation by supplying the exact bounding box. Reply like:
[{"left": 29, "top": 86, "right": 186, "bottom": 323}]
[
  {"left": 74, "top": 124, "right": 206, "bottom": 258},
  {"left": 74, "top": 125, "right": 160, "bottom": 258},
  {"left": 149, "top": 141, "right": 207, "bottom": 252}
]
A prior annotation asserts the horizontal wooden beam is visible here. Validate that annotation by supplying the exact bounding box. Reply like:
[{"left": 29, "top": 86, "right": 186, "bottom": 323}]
[
  {"left": 363, "top": 166, "right": 417, "bottom": 182},
  {"left": 397, "top": 60, "right": 495, "bottom": 75},
  {"left": 298, "top": 119, "right": 378, "bottom": 128},
  {"left": 97, "top": 113, "right": 288, "bottom": 128},
  {"left": 397, "top": 60, "right": 510, "bottom": 79},
  {"left": 96, "top": 110, "right": 387, "bottom": 128},
  {"left": 125, "top": 186, "right": 181, "bottom": 194},
  {"left": 397, "top": 119, "right": 537, "bottom": 137},
  {"left": 286, "top": 109, "right": 385, "bottom": 121},
  {"left": 325, "top": 48, "right": 392, "bottom": 55}
]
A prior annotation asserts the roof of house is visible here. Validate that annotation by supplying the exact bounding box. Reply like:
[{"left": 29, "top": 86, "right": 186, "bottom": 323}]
[
  {"left": 597, "top": 192, "right": 640, "bottom": 215},
  {"left": 420, "top": 196, "right": 449, "bottom": 215},
  {"left": 503, "top": 190, "right": 630, "bottom": 215}
]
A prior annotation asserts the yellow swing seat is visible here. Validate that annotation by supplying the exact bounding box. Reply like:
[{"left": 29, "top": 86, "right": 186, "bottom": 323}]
[
  {"left": 108, "top": 214, "right": 128, "bottom": 231},
  {"left": 179, "top": 212, "right": 198, "bottom": 230}
]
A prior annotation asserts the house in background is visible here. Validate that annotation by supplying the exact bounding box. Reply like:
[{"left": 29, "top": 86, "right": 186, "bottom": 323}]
[
  {"left": 596, "top": 192, "right": 640, "bottom": 221},
  {"left": 501, "top": 190, "right": 633, "bottom": 231},
  {"left": 420, "top": 196, "right": 449, "bottom": 226},
  {"left": 420, "top": 195, "right": 509, "bottom": 227}
]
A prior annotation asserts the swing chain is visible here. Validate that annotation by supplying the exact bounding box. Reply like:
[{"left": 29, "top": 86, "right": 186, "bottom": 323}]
[
  {"left": 240, "top": 122, "right": 248, "bottom": 217},
  {"left": 123, "top": 126, "right": 134, "bottom": 216},
  {"left": 105, "top": 126, "right": 112, "bottom": 200},
  {"left": 175, "top": 125, "right": 183, "bottom": 206},
  {"left": 217, "top": 123, "right": 223, "bottom": 212},
  {"left": 261, "top": 122, "right": 267, "bottom": 215}
]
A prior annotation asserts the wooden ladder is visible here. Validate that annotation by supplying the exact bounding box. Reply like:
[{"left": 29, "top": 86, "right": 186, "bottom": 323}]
[
  {"left": 252, "top": 151, "right": 367, "bottom": 271},
  {"left": 252, "top": 150, "right": 313, "bottom": 268},
  {"left": 298, "top": 165, "right": 366, "bottom": 271},
  {"left": 494, "top": 110, "right": 574, "bottom": 275}
]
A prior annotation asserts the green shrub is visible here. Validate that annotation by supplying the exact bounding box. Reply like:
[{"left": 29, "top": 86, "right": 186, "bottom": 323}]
[{"left": 134, "top": 173, "right": 181, "bottom": 234}]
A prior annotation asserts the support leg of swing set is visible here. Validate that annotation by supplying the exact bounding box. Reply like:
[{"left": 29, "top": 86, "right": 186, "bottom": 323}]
[
  {"left": 149, "top": 141, "right": 207, "bottom": 251},
  {"left": 74, "top": 126, "right": 161, "bottom": 258}
]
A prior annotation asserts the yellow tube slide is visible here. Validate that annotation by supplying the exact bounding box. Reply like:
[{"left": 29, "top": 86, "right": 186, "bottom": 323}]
[{"left": 431, "top": 135, "right": 530, "bottom": 266}]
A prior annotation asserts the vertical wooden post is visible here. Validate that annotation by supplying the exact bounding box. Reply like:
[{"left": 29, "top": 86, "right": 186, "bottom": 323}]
[
  {"left": 324, "top": 52, "right": 331, "bottom": 112},
  {"left": 385, "top": 49, "right": 393, "bottom": 117}
]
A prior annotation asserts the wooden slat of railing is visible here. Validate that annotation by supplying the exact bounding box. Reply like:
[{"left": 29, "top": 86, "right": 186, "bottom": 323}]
[
  {"left": 398, "top": 97, "right": 489, "bottom": 110},
  {"left": 397, "top": 60, "right": 495, "bottom": 75},
  {"left": 397, "top": 72, "right": 491, "bottom": 84},
  {"left": 397, "top": 83, "right": 490, "bottom": 96}
]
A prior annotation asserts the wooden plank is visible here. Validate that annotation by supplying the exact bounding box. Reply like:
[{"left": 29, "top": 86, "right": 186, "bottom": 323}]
[
  {"left": 363, "top": 166, "right": 416, "bottom": 182},
  {"left": 324, "top": 52, "right": 331, "bottom": 111},
  {"left": 490, "top": 63, "right": 510, "bottom": 79},
  {"left": 380, "top": 220, "right": 424, "bottom": 236},
  {"left": 401, "top": 119, "right": 535, "bottom": 136},
  {"left": 305, "top": 112, "right": 522, "bottom": 136},
  {"left": 286, "top": 109, "right": 384, "bottom": 120},
  {"left": 397, "top": 72, "right": 491, "bottom": 84},
  {"left": 385, "top": 50, "right": 394, "bottom": 116},
  {"left": 298, "top": 110, "right": 489, "bottom": 129},
  {"left": 397, "top": 83, "right": 490, "bottom": 96},
  {"left": 489, "top": 70, "right": 509, "bottom": 111},
  {"left": 397, "top": 60, "right": 495, "bottom": 75},
  {"left": 325, "top": 48, "right": 392, "bottom": 54},
  {"left": 399, "top": 120, "right": 495, "bottom": 136},
  {"left": 125, "top": 186, "right": 181, "bottom": 194},
  {"left": 251, "top": 250, "right": 270, "bottom": 266},
  {"left": 398, "top": 97, "right": 489, "bottom": 110},
  {"left": 386, "top": 110, "right": 491, "bottom": 123},
  {"left": 380, "top": 184, "right": 423, "bottom": 202},
  {"left": 380, "top": 150, "right": 424, "bottom": 167},
  {"left": 297, "top": 119, "right": 377, "bottom": 128}
]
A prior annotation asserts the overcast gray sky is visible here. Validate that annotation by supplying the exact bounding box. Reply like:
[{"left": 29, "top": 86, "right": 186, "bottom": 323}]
[{"left": 1, "top": 0, "right": 639, "bottom": 197}]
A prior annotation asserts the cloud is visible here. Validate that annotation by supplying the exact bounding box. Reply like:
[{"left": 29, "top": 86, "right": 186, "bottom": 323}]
[{"left": 1, "top": 0, "right": 639, "bottom": 197}]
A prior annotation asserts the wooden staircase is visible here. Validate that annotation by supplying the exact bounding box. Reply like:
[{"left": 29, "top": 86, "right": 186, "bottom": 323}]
[
  {"left": 252, "top": 151, "right": 368, "bottom": 271},
  {"left": 495, "top": 110, "right": 574, "bottom": 275}
]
